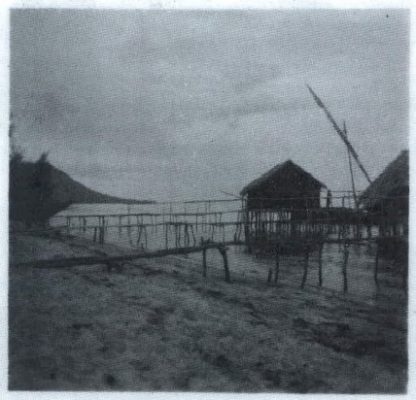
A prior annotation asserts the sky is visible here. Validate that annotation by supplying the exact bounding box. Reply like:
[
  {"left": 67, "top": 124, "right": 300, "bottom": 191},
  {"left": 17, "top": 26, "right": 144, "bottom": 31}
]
[{"left": 10, "top": 9, "right": 409, "bottom": 202}]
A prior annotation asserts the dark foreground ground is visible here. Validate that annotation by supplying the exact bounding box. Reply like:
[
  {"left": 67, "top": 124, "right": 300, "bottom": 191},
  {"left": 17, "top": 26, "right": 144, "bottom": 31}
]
[{"left": 9, "top": 232, "right": 407, "bottom": 392}]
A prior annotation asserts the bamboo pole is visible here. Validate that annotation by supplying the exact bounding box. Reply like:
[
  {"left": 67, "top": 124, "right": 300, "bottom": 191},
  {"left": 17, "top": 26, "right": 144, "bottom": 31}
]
[
  {"left": 307, "top": 85, "right": 372, "bottom": 184},
  {"left": 301, "top": 245, "right": 310, "bottom": 289},
  {"left": 374, "top": 241, "right": 380, "bottom": 285},
  {"left": 218, "top": 245, "right": 231, "bottom": 283},
  {"left": 318, "top": 241, "right": 324, "bottom": 287},
  {"left": 274, "top": 244, "right": 280, "bottom": 284},
  {"left": 342, "top": 242, "right": 349, "bottom": 293},
  {"left": 243, "top": 198, "right": 252, "bottom": 253},
  {"left": 202, "top": 247, "right": 207, "bottom": 278},
  {"left": 144, "top": 226, "right": 148, "bottom": 249}
]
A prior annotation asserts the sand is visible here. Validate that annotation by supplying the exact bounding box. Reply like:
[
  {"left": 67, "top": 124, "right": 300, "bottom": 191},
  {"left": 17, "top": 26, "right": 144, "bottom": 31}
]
[{"left": 9, "top": 232, "right": 407, "bottom": 392}]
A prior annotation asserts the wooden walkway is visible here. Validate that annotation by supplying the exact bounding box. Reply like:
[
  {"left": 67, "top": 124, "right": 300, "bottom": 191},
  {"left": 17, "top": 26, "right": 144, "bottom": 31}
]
[{"left": 11, "top": 241, "right": 235, "bottom": 283}]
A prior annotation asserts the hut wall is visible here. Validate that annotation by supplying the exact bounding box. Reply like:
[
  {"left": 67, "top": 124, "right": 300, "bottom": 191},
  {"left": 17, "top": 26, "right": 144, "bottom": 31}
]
[{"left": 246, "top": 169, "right": 322, "bottom": 211}]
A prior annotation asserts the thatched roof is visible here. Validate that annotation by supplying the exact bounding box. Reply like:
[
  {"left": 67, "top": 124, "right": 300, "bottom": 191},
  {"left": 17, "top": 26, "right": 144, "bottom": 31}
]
[
  {"left": 240, "top": 159, "right": 326, "bottom": 196},
  {"left": 359, "top": 150, "right": 409, "bottom": 209}
]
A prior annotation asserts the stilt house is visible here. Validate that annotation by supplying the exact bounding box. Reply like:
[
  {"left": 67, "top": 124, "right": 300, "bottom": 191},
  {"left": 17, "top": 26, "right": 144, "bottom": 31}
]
[
  {"left": 240, "top": 160, "right": 327, "bottom": 212},
  {"left": 359, "top": 150, "right": 409, "bottom": 220}
]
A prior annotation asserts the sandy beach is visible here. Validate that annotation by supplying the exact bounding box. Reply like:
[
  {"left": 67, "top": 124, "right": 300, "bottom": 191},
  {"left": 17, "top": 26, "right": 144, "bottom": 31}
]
[{"left": 8, "top": 231, "right": 407, "bottom": 392}]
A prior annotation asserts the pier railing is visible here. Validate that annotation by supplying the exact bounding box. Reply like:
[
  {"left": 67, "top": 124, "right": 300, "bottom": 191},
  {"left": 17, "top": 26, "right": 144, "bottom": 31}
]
[
  {"left": 41, "top": 193, "right": 408, "bottom": 250},
  {"left": 10, "top": 193, "right": 408, "bottom": 290}
]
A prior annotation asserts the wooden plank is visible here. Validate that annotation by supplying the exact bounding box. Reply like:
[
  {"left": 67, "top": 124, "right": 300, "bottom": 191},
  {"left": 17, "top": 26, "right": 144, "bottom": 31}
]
[{"left": 11, "top": 242, "right": 234, "bottom": 269}]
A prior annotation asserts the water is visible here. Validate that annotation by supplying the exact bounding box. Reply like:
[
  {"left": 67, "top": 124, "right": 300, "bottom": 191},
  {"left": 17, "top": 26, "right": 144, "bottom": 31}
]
[
  {"left": 51, "top": 203, "right": 405, "bottom": 302},
  {"left": 51, "top": 201, "right": 243, "bottom": 251}
]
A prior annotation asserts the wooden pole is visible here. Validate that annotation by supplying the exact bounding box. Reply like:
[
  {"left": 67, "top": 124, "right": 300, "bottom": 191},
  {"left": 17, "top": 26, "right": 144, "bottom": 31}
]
[
  {"left": 344, "top": 122, "right": 358, "bottom": 211},
  {"left": 342, "top": 242, "right": 349, "bottom": 293},
  {"left": 137, "top": 225, "right": 142, "bottom": 247},
  {"left": 243, "top": 198, "right": 252, "bottom": 253},
  {"left": 318, "top": 241, "right": 323, "bottom": 287},
  {"left": 218, "top": 245, "right": 231, "bottom": 283},
  {"left": 274, "top": 244, "right": 280, "bottom": 284},
  {"left": 307, "top": 85, "right": 372, "bottom": 185},
  {"left": 189, "top": 224, "right": 196, "bottom": 247},
  {"left": 17, "top": 242, "right": 234, "bottom": 269},
  {"left": 202, "top": 247, "right": 207, "bottom": 278},
  {"left": 144, "top": 226, "right": 148, "bottom": 249}
]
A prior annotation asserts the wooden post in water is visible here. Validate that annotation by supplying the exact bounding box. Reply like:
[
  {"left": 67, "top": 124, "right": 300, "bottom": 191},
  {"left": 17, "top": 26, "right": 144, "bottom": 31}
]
[
  {"left": 98, "top": 216, "right": 105, "bottom": 245},
  {"left": 137, "top": 225, "right": 142, "bottom": 247},
  {"left": 218, "top": 245, "right": 231, "bottom": 283},
  {"left": 274, "top": 243, "right": 280, "bottom": 284},
  {"left": 189, "top": 224, "right": 196, "bottom": 246},
  {"left": 184, "top": 224, "right": 189, "bottom": 247},
  {"left": 202, "top": 247, "right": 207, "bottom": 278},
  {"left": 318, "top": 241, "right": 324, "bottom": 287},
  {"left": 342, "top": 242, "right": 349, "bottom": 293},
  {"left": 301, "top": 244, "right": 310, "bottom": 289},
  {"left": 201, "top": 237, "right": 208, "bottom": 278},
  {"left": 243, "top": 198, "right": 252, "bottom": 253},
  {"left": 374, "top": 240, "right": 380, "bottom": 285},
  {"left": 143, "top": 226, "right": 148, "bottom": 249}
]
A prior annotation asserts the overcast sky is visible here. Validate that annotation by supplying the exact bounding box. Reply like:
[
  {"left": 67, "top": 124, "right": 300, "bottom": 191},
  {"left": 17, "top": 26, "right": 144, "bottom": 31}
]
[{"left": 10, "top": 9, "right": 409, "bottom": 201}]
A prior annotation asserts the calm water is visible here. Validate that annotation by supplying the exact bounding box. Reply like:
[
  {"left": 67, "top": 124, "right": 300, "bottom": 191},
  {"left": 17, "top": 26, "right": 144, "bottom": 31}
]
[{"left": 51, "top": 203, "right": 405, "bottom": 302}]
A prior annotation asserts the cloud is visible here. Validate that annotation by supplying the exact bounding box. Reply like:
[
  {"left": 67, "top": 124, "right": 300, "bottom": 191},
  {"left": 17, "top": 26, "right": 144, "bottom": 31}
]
[{"left": 10, "top": 9, "right": 409, "bottom": 200}]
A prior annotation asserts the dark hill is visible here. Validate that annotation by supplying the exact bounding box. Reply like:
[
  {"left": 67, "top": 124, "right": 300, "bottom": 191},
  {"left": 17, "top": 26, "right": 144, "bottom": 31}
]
[
  {"left": 10, "top": 159, "right": 154, "bottom": 225},
  {"left": 46, "top": 163, "right": 153, "bottom": 205}
]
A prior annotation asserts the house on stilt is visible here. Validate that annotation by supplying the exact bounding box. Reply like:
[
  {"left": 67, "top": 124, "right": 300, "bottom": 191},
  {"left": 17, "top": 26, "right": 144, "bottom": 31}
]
[
  {"left": 240, "top": 160, "right": 328, "bottom": 252},
  {"left": 359, "top": 150, "right": 408, "bottom": 255}
]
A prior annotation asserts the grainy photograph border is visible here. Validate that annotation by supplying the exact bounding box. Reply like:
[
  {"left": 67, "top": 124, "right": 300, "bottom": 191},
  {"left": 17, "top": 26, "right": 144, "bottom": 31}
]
[{"left": 1, "top": 0, "right": 414, "bottom": 399}]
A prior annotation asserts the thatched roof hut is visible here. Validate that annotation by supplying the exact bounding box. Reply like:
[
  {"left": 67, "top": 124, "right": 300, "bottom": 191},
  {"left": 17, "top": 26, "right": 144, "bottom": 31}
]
[
  {"left": 359, "top": 150, "right": 408, "bottom": 215},
  {"left": 240, "top": 160, "right": 326, "bottom": 210}
]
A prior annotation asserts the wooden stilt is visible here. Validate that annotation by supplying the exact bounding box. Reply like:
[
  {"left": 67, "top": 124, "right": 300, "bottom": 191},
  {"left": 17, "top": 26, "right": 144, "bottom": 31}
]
[
  {"left": 318, "top": 241, "right": 323, "bottom": 287},
  {"left": 144, "top": 226, "right": 148, "bottom": 249},
  {"left": 342, "top": 242, "right": 349, "bottom": 293},
  {"left": 137, "top": 225, "right": 142, "bottom": 247},
  {"left": 202, "top": 247, "right": 207, "bottom": 278},
  {"left": 274, "top": 244, "right": 280, "bottom": 284},
  {"left": 218, "top": 245, "right": 231, "bottom": 283}
]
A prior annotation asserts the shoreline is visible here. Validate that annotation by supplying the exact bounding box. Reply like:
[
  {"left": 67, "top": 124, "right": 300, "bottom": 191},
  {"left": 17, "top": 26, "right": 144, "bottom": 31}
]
[{"left": 9, "top": 231, "right": 407, "bottom": 392}]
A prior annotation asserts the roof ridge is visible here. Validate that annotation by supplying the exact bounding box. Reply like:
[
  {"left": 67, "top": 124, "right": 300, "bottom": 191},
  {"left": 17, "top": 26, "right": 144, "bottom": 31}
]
[{"left": 240, "top": 159, "right": 326, "bottom": 195}]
